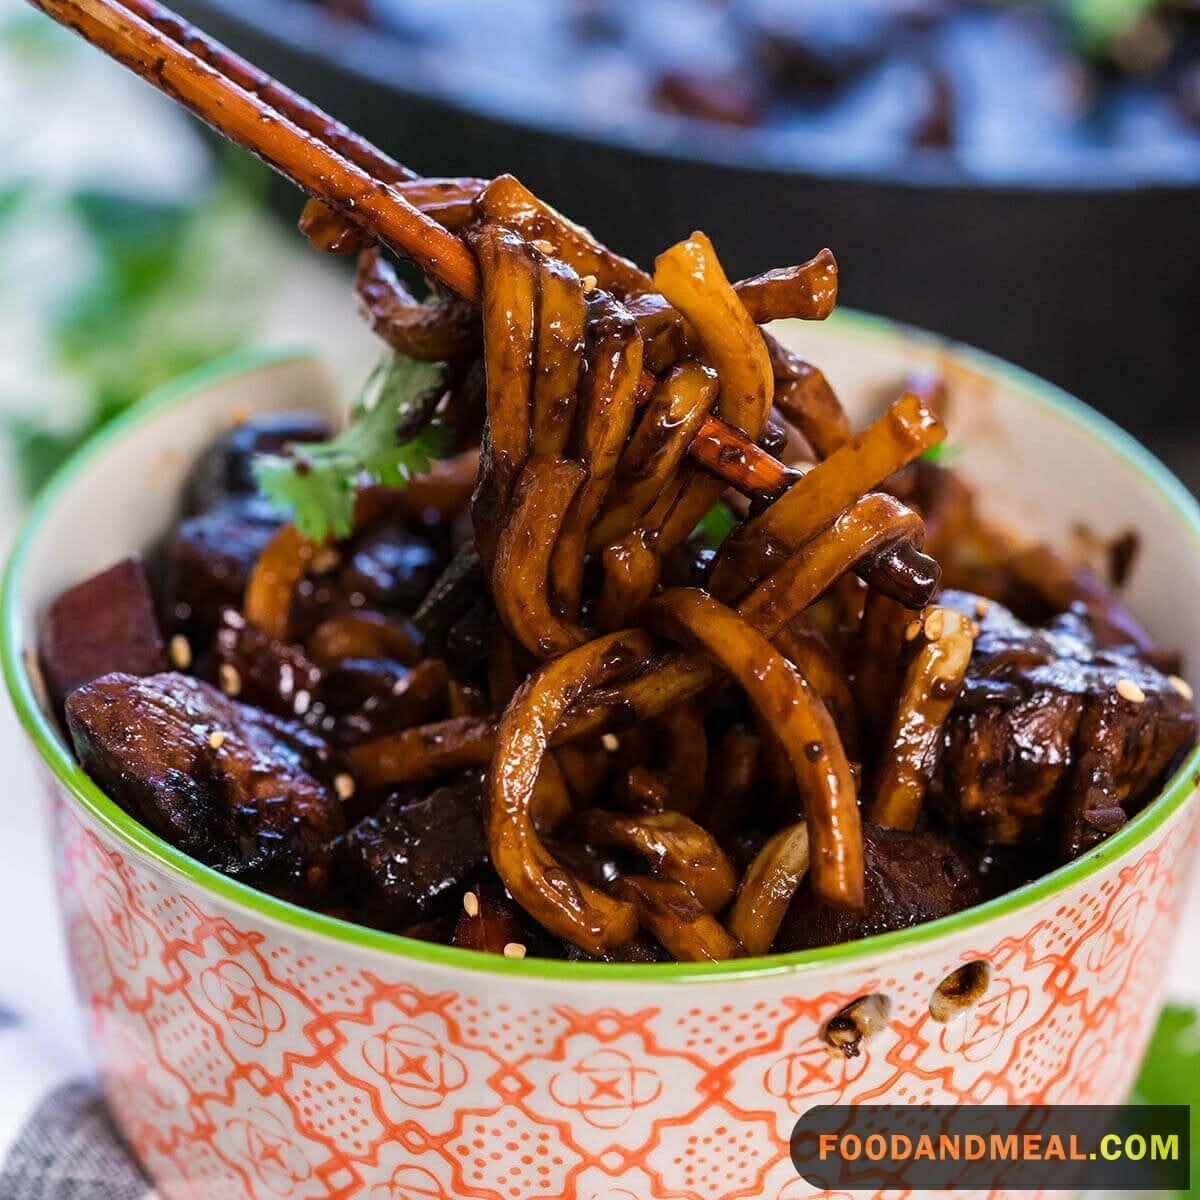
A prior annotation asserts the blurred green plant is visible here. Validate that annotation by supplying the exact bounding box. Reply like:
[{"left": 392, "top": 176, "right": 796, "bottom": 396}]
[
  {"left": 1, "top": 148, "right": 271, "bottom": 498},
  {"left": 0, "top": 6, "right": 71, "bottom": 60},
  {"left": 0, "top": 181, "right": 30, "bottom": 226},
  {"left": 1132, "top": 1003, "right": 1200, "bottom": 1198},
  {"left": 1065, "top": 0, "right": 1160, "bottom": 51}
]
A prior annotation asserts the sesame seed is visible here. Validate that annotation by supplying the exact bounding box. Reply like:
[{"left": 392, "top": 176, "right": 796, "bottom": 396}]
[
  {"left": 1169, "top": 675, "right": 1194, "bottom": 701},
  {"left": 923, "top": 611, "right": 945, "bottom": 642},
  {"left": 580, "top": 274, "right": 598, "bottom": 292},
  {"left": 218, "top": 663, "right": 242, "bottom": 696},
  {"left": 601, "top": 733, "right": 620, "bottom": 753},
  {"left": 463, "top": 891, "right": 480, "bottom": 918},
  {"left": 503, "top": 942, "right": 527, "bottom": 959},
  {"left": 904, "top": 621, "right": 922, "bottom": 642},
  {"left": 531, "top": 239, "right": 555, "bottom": 255},
  {"left": 1116, "top": 678, "right": 1146, "bottom": 704},
  {"left": 334, "top": 773, "right": 356, "bottom": 801},
  {"left": 169, "top": 634, "right": 192, "bottom": 670},
  {"left": 294, "top": 690, "right": 312, "bottom": 716},
  {"left": 207, "top": 730, "right": 226, "bottom": 750}
]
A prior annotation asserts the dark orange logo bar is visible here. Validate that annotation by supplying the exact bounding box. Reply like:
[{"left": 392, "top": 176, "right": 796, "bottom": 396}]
[{"left": 791, "top": 1105, "right": 1190, "bottom": 1191}]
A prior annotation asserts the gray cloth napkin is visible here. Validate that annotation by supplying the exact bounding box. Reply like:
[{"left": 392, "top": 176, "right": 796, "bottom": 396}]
[{"left": 0, "top": 1010, "right": 152, "bottom": 1200}]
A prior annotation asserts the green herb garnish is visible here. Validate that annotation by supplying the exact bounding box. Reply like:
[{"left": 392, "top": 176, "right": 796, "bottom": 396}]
[
  {"left": 693, "top": 501, "right": 738, "bottom": 550},
  {"left": 254, "top": 352, "right": 451, "bottom": 542}
]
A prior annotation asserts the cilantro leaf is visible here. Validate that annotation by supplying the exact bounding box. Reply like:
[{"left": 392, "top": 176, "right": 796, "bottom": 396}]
[{"left": 254, "top": 353, "right": 450, "bottom": 542}]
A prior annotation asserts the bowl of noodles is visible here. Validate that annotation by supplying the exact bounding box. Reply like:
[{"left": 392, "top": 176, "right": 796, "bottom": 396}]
[{"left": 5, "top": 305, "right": 1200, "bottom": 1197}]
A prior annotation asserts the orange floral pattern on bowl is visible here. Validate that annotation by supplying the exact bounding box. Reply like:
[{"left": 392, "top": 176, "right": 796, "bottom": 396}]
[{"left": 51, "top": 772, "right": 1198, "bottom": 1200}]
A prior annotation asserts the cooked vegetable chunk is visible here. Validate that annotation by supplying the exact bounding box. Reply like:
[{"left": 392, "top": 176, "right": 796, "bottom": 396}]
[
  {"left": 183, "top": 412, "right": 330, "bottom": 515},
  {"left": 339, "top": 524, "right": 443, "bottom": 613},
  {"left": 214, "top": 607, "right": 322, "bottom": 722},
  {"left": 931, "top": 592, "right": 1196, "bottom": 852},
  {"left": 773, "top": 825, "right": 988, "bottom": 951},
  {"left": 451, "top": 879, "right": 559, "bottom": 959},
  {"left": 39, "top": 556, "right": 166, "bottom": 713},
  {"left": 318, "top": 656, "right": 449, "bottom": 745},
  {"left": 65, "top": 672, "right": 343, "bottom": 899},
  {"left": 336, "top": 772, "right": 487, "bottom": 929},
  {"left": 161, "top": 497, "right": 283, "bottom": 634}
]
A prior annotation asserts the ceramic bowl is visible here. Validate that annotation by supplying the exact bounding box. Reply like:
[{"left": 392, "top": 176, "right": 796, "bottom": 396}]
[{"left": 4, "top": 323, "right": 1200, "bottom": 1200}]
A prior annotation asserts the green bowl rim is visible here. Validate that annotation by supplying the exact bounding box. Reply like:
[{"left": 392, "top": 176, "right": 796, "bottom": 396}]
[{"left": 5, "top": 325, "right": 1200, "bottom": 985}]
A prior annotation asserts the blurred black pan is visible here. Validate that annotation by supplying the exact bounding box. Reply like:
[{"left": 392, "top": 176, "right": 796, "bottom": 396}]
[{"left": 171, "top": 0, "right": 1200, "bottom": 440}]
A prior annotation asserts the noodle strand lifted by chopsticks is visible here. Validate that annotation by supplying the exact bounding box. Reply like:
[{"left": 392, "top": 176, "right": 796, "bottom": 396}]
[
  {"left": 485, "top": 630, "right": 652, "bottom": 955},
  {"left": 266, "top": 199, "right": 976, "bottom": 955},
  {"left": 549, "top": 294, "right": 644, "bottom": 618},
  {"left": 645, "top": 589, "right": 863, "bottom": 911}
]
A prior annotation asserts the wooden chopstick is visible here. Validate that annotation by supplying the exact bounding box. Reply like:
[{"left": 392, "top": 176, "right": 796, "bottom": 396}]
[
  {"left": 23, "top": 0, "right": 482, "bottom": 300},
  {"left": 23, "top": 0, "right": 941, "bottom": 607}
]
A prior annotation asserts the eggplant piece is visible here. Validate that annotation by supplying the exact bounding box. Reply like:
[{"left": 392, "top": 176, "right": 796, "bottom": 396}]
[
  {"left": 413, "top": 543, "right": 485, "bottom": 655},
  {"left": 183, "top": 412, "right": 329, "bottom": 515},
  {"left": 39, "top": 556, "right": 167, "bottom": 713},
  {"left": 931, "top": 591, "right": 1197, "bottom": 849},
  {"left": 318, "top": 656, "right": 449, "bottom": 746},
  {"left": 336, "top": 771, "right": 487, "bottom": 929},
  {"left": 451, "top": 878, "right": 557, "bottom": 958},
  {"left": 339, "top": 524, "right": 443, "bottom": 614},
  {"left": 214, "top": 607, "right": 322, "bottom": 722},
  {"left": 561, "top": 933, "right": 669, "bottom": 963},
  {"left": 443, "top": 598, "right": 492, "bottom": 684},
  {"left": 935, "top": 685, "right": 1085, "bottom": 847},
  {"left": 452, "top": 883, "right": 527, "bottom": 954},
  {"left": 65, "top": 672, "right": 343, "bottom": 900},
  {"left": 160, "top": 496, "right": 283, "bottom": 635},
  {"left": 773, "top": 824, "right": 989, "bottom": 952}
]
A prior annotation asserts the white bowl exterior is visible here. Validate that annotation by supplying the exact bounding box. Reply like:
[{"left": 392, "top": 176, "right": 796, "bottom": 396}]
[
  {"left": 48, "top": 782, "right": 1198, "bottom": 1200},
  {"left": 12, "top": 335, "right": 1200, "bottom": 1200}
]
